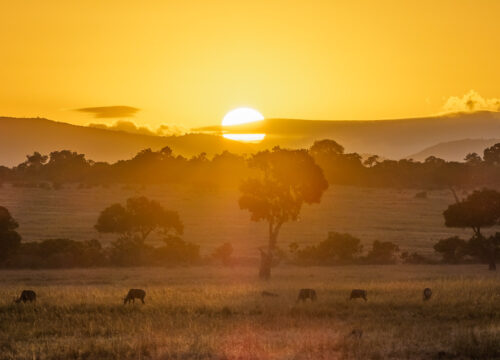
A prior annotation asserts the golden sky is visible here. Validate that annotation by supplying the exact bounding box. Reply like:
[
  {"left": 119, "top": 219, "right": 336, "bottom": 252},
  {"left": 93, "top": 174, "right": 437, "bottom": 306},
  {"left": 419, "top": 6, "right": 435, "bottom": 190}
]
[{"left": 1, "top": 0, "right": 499, "bottom": 132}]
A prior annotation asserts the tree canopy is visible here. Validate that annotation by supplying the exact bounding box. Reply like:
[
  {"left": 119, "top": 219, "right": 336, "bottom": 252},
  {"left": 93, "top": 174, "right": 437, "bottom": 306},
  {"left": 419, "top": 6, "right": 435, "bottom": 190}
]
[
  {"left": 95, "top": 196, "right": 183, "bottom": 242},
  {"left": 443, "top": 189, "right": 500, "bottom": 270},
  {"left": 239, "top": 147, "right": 328, "bottom": 278}
]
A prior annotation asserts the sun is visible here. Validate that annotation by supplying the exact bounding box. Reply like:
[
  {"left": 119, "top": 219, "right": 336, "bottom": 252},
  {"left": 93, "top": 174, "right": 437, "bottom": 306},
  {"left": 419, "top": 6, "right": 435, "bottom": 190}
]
[
  {"left": 222, "top": 107, "right": 264, "bottom": 126},
  {"left": 222, "top": 107, "right": 266, "bottom": 142}
]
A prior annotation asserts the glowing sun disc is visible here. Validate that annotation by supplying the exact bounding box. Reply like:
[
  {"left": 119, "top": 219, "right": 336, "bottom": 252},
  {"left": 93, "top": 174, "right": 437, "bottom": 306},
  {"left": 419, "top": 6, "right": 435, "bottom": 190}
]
[
  {"left": 223, "top": 133, "right": 266, "bottom": 142},
  {"left": 222, "top": 107, "right": 264, "bottom": 126}
]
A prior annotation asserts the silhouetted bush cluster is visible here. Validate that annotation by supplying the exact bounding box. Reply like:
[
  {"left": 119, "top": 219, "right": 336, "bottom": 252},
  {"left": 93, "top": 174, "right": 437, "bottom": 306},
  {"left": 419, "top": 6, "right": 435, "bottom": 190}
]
[
  {"left": 1, "top": 237, "right": 201, "bottom": 269},
  {"left": 288, "top": 232, "right": 404, "bottom": 265},
  {"left": 433, "top": 234, "right": 500, "bottom": 265},
  {"left": 2, "top": 140, "right": 500, "bottom": 189}
]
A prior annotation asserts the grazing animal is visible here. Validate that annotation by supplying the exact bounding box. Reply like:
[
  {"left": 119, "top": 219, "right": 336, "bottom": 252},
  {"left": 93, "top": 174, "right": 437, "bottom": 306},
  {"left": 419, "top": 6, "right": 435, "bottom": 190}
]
[
  {"left": 297, "top": 288, "right": 317, "bottom": 302},
  {"left": 261, "top": 291, "right": 279, "bottom": 297},
  {"left": 350, "top": 289, "right": 367, "bottom": 301},
  {"left": 350, "top": 328, "right": 363, "bottom": 339},
  {"left": 423, "top": 288, "right": 432, "bottom": 301},
  {"left": 124, "top": 289, "right": 146, "bottom": 304},
  {"left": 15, "top": 290, "right": 36, "bottom": 304}
]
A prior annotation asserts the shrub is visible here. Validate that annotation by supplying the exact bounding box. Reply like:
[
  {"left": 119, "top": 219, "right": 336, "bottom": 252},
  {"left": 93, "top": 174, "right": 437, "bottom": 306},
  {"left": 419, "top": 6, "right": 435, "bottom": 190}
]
[
  {"left": 365, "top": 240, "right": 400, "bottom": 264},
  {"left": 293, "top": 232, "right": 363, "bottom": 265}
]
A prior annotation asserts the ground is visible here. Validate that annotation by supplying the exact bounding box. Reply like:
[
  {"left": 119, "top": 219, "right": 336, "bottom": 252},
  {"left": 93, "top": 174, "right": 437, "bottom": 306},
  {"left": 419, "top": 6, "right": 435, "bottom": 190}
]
[{"left": 1, "top": 265, "right": 499, "bottom": 359}]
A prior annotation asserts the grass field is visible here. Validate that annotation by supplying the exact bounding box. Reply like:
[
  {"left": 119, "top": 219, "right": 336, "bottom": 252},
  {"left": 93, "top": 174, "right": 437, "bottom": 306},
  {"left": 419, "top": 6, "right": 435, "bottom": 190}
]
[
  {"left": 1, "top": 265, "right": 500, "bottom": 359},
  {"left": 0, "top": 184, "right": 485, "bottom": 258}
]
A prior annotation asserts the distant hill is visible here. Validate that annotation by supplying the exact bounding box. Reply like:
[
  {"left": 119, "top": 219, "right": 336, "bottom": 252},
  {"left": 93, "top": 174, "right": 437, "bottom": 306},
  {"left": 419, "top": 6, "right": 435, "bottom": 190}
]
[
  {"left": 408, "top": 138, "right": 500, "bottom": 162},
  {"left": 2, "top": 111, "right": 500, "bottom": 166},
  {"left": 0, "top": 117, "right": 255, "bottom": 166},
  {"left": 198, "top": 111, "right": 500, "bottom": 159}
]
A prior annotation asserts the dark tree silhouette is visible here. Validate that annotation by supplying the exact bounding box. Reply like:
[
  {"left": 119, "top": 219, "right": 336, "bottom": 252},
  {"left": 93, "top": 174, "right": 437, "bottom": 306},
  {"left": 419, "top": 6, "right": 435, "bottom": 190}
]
[
  {"left": 443, "top": 189, "right": 500, "bottom": 270},
  {"left": 292, "top": 232, "right": 363, "bottom": 264},
  {"left": 483, "top": 143, "right": 500, "bottom": 166},
  {"left": 95, "top": 196, "right": 183, "bottom": 242},
  {"left": 433, "top": 236, "right": 467, "bottom": 263},
  {"left": 366, "top": 240, "right": 400, "bottom": 264},
  {"left": 309, "top": 139, "right": 344, "bottom": 157},
  {"left": 464, "top": 152, "right": 482, "bottom": 165},
  {"left": 363, "top": 155, "right": 380, "bottom": 168},
  {"left": 239, "top": 147, "right": 328, "bottom": 279},
  {"left": 0, "top": 206, "right": 21, "bottom": 262},
  {"left": 212, "top": 242, "right": 233, "bottom": 266}
]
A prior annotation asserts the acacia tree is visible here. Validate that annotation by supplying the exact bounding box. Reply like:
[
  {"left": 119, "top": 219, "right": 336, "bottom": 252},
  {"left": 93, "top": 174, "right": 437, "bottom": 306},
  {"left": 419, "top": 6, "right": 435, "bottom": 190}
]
[
  {"left": 443, "top": 189, "right": 500, "bottom": 270},
  {"left": 239, "top": 147, "right": 328, "bottom": 279},
  {"left": 95, "top": 196, "right": 183, "bottom": 242}
]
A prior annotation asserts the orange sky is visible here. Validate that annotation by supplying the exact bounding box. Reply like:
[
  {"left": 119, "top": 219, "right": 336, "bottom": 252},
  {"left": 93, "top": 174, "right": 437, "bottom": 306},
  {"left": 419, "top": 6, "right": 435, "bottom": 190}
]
[{"left": 1, "top": 0, "right": 499, "bottom": 132}]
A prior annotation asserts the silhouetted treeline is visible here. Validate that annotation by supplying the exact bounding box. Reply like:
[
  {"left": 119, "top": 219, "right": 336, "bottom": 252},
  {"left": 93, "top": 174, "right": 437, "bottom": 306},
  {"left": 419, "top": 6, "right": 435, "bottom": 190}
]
[{"left": 2, "top": 140, "right": 500, "bottom": 189}]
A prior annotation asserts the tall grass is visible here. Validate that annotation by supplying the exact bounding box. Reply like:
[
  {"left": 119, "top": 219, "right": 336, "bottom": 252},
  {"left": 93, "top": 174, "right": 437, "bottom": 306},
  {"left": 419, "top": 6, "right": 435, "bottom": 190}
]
[{"left": 1, "top": 265, "right": 499, "bottom": 359}]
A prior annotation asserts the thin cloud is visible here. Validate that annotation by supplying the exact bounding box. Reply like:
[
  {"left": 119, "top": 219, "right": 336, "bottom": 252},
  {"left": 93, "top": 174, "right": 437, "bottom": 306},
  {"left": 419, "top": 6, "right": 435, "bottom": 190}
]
[
  {"left": 76, "top": 106, "right": 140, "bottom": 118},
  {"left": 89, "top": 120, "right": 187, "bottom": 137},
  {"left": 442, "top": 90, "right": 500, "bottom": 113}
]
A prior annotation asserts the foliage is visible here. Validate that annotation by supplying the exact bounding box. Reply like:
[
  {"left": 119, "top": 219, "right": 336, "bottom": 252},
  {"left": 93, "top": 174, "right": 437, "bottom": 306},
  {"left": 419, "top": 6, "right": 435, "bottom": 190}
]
[
  {"left": 0, "top": 206, "right": 21, "bottom": 262},
  {"left": 157, "top": 236, "right": 201, "bottom": 265},
  {"left": 211, "top": 242, "right": 233, "bottom": 266},
  {"left": 400, "top": 251, "right": 434, "bottom": 264},
  {"left": 95, "top": 196, "right": 183, "bottom": 242},
  {"left": 483, "top": 143, "right": 500, "bottom": 166},
  {"left": 443, "top": 189, "right": 500, "bottom": 234},
  {"left": 239, "top": 147, "right": 328, "bottom": 278},
  {"left": 365, "top": 240, "right": 400, "bottom": 264},
  {"left": 4, "top": 141, "right": 500, "bottom": 190},
  {"left": 6, "top": 238, "right": 105, "bottom": 268},
  {"left": 433, "top": 236, "right": 467, "bottom": 263},
  {"left": 443, "top": 189, "right": 500, "bottom": 269},
  {"left": 292, "top": 232, "right": 363, "bottom": 265}
]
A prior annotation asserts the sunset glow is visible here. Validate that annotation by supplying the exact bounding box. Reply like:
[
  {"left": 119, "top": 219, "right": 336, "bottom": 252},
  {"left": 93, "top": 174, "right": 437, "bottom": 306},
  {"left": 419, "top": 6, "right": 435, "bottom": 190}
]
[
  {"left": 222, "top": 108, "right": 264, "bottom": 126},
  {"left": 222, "top": 107, "right": 265, "bottom": 142},
  {"left": 222, "top": 133, "right": 266, "bottom": 142}
]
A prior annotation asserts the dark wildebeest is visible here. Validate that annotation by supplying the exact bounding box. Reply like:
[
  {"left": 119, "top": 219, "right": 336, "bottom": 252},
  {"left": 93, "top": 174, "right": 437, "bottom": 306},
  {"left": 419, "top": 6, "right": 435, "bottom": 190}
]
[
  {"left": 15, "top": 290, "right": 36, "bottom": 304},
  {"left": 350, "top": 289, "right": 367, "bottom": 301},
  {"left": 124, "top": 289, "right": 146, "bottom": 304},
  {"left": 297, "top": 288, "right": 317, "bottom": 302},
  {"left": 423, "top": 288, "right": 432, "bottom": 301},
  {"left": 261, "top": 291, "right": 279, "bottom": 297}
]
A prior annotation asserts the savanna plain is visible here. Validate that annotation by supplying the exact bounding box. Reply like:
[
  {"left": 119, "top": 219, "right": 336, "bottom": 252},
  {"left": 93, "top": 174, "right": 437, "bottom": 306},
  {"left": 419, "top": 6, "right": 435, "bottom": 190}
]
[
  {"left": 1, "top": 185, "right": 500, "bottom": 359},
  {"left": 1, "top": 265, "right": 500, "bottom": 360}
]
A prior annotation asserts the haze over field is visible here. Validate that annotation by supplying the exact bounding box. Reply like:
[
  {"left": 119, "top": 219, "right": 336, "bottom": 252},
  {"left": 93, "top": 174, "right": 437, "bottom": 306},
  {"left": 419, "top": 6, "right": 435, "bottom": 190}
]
[{"left": 2, "top": 1, "right": 500, "bottom": 359}]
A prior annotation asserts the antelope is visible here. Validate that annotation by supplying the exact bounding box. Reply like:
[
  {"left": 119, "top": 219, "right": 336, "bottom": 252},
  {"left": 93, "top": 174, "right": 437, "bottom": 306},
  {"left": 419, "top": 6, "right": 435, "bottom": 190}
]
[
  {"left": 124, "top": 289, "right": 146, "bottom": 304},
  {"left": 297, "top": 288, "right": 317, "bottom": 302},
  {"left": 14, "top": 290, "right": 36, "bottom": 304},
  {"left": 350, "top": 289, "right": 367, "bottom": 301}
]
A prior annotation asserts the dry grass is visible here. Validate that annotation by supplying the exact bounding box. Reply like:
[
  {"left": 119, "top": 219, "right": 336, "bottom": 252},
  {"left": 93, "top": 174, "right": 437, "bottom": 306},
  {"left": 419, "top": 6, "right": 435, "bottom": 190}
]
[{"left": 1, "top": 265, "right": 500, "bottom": 359}]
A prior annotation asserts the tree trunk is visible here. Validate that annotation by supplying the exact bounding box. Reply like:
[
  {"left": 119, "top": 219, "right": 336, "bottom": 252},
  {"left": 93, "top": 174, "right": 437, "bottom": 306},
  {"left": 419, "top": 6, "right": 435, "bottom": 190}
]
[
  {"left": 258, "top": 249, "right": 272, "bottom": 280},
  {"left": 258, "top": 223, "right": 280, "bottom": 280}
]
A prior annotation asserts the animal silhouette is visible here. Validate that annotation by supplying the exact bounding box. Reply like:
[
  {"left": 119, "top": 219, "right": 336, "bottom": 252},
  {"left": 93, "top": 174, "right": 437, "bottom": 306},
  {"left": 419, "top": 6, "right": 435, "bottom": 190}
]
[
  {"left": 124, "top": 289, "right": 146, "bottom": 304},
  {"left": 350, "top": 289, "right": 367, "bottom": 301},
  {"left": 15, "top": 290, "right": 36, "bottom": 303},
  {"left": 297, "top": 288, "right": 317, "bottom": 302},
  {"left": 423, "top": 288, "right": 432, "bottom": 301}
]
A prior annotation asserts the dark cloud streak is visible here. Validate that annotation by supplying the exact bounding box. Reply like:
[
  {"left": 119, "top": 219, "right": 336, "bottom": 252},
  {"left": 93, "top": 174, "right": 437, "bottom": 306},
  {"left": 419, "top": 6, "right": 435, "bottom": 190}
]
[{"left": 76, "top": 106, "right": 140, "bottom": 118}]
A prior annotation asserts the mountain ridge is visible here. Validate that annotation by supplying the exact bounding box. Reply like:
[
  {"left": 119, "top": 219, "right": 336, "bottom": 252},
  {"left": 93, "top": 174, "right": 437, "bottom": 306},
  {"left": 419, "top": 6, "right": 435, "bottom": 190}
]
[{"left": 2, "top": 111, "right": 500, "bottom": 166}]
